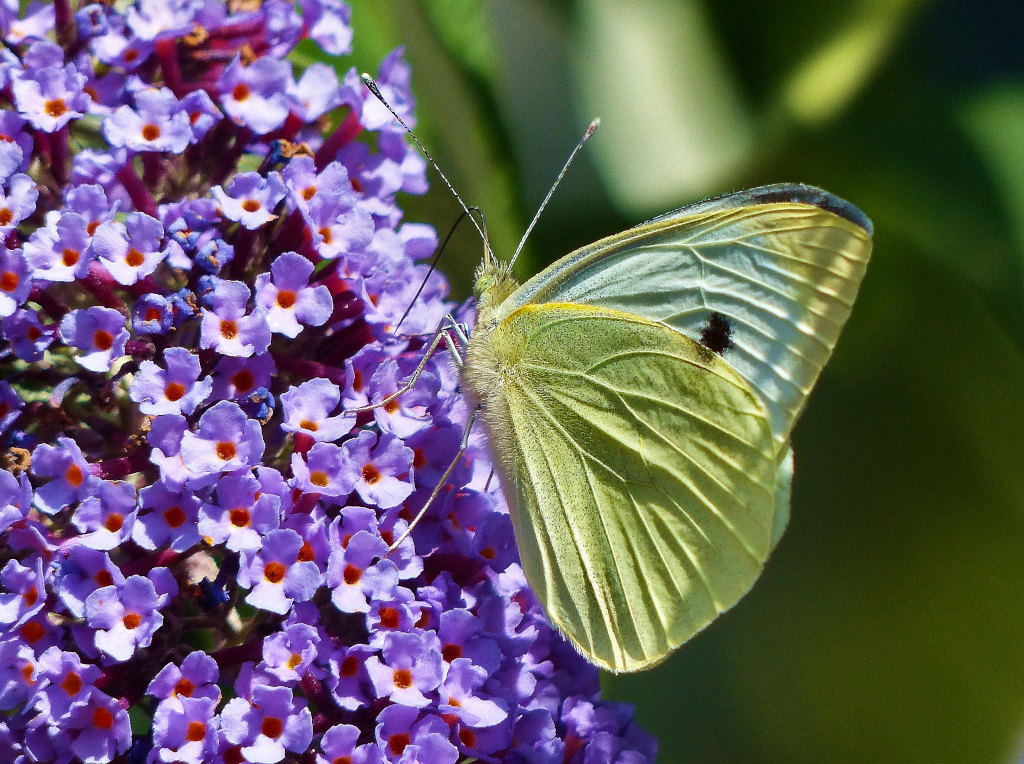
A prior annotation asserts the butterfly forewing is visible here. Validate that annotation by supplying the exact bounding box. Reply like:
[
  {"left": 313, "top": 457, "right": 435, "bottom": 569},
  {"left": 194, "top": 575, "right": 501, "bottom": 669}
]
[
  {"left": 468, "top": 302, "right": 777, "bottom": 672},
  {"left": 494, "top": 184, "right": 873, "bottom": 449}
]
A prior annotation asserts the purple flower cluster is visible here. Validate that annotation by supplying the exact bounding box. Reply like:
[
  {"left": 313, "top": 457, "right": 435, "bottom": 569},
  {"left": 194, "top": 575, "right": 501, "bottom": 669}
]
[{"left": 0, "top": 2, "right": 656, "bottom": 763}]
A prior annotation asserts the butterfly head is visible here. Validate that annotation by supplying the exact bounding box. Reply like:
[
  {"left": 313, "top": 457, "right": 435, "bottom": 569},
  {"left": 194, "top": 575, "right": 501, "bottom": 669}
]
[{"left": 472, "top": 258, "right": 519, "bottom": 321}]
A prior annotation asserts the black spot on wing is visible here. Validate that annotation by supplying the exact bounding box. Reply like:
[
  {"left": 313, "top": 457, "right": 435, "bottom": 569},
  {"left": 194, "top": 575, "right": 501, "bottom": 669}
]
[{"left": 699, "top": 311, "right": 734, "bottom": 356}]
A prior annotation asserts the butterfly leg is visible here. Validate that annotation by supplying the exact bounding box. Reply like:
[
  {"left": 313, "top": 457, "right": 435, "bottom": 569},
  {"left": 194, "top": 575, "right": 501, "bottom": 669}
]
[
  {"left": 343, "top": 313, "right": 467, "bottom": 414},
  {"left": 387, "top": 405, "right": 479, "bottom": 552}
]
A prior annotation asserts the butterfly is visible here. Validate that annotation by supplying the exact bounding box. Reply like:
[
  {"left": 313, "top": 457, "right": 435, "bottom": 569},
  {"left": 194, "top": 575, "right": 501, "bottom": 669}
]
[{"left": 460, "top": 183, "right": 872, "bottom": 672}]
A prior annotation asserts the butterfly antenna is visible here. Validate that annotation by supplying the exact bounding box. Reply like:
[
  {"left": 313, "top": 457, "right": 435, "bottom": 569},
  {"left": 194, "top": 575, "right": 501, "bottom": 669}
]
[
  {"left": 361, "top": 73, "right": 494, "bottom": 267},
  {"left": 394, "top": 206, "right": 487, "bottom": 334},
  {"left": 508, "top": 118, "right": 600, "bottom": 269}
]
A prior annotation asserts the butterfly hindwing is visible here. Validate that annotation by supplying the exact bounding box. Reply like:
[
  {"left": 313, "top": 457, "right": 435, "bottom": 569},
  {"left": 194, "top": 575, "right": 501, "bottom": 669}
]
[{"left": 473, "top": 302, "right": 777, "bottom": 672}]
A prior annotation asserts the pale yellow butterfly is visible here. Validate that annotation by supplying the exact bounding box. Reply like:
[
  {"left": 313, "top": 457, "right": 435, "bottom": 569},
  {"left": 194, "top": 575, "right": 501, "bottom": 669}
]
[
  {"left": 359, "top": 73, "right": 871, "bottom": 674},
  {"left": 461, "top": 184, "right": 872, "bottom": 672}
]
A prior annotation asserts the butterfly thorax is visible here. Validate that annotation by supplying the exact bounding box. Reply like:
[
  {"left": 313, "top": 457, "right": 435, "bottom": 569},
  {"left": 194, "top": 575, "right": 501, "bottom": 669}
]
[{"left": 462, "top": 259, "right": 524, "bottom": 459}]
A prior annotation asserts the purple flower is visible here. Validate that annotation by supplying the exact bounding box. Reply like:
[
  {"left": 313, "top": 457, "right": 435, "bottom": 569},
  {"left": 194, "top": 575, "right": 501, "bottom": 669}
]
[
  {"left": 23, "top": 210, "right": 95, "bottom": 281},
  {"left": 318, "top": 723, "right": 383, "bottom": 764},
  {"left": 103, "top": 86, "right": 191, "bottom": 153},
  {"left": 0, "top": 246, "right": 30, "bottom": 318},
  {"left": 134, "top": 478, "right": 203, "bottom": 551},
  {"left": 0, "top": 5, "right": 656, "bottom": 761},
  {"left": 0, "top": 556, "right": 46, "bottom": 628},
  {"left": 343, "top": 430, "right": 415, "bottom": 509},
  {"left": 326, "top": 529, "right": 398, "bottom": 613},
  {"left": 70, "top": 479, "right": 138, "bottom": 551},
  {"left": 180, "top": 401, "right": 265, "bottom": 477},
  {"left": 220, "top": 684, "right": 313, "bottom": 761},
  {"left": 33, "top": 647, "right": 102, "bottom": 721},
  {"left": 217, "top": 56, "right": 294, "bottom": 135},
  {"left": 368, "top": 358, "right": 437, "bottom": 438},
  {"left": 130, "top": 292, "right": 173, "bottom": 334},
  {"left": 151, "top": 695, "right": 220, "bottom": 764},
  {"left": 255, "top": 251, "right": 333, "bottom": 337},
  {"left": 0, "top": 469, "right": 32, "bottom": 535},
  {"left": 374, "top": 704, "right": 458, "bottom": 764},
  {"left": 211, "top": 171, "right": 287, "bottom": 230},
  {"left": 92, "top": 212, "right": 166, "bottom": 285},
  {"left": 198, "top": 470, "right": 281, "bottom": 551},
  {"left": 31, "top": 436, "right": 99, "bottom": 515},
  {"left": 291, "top": 442, "right": 356, "bottom": 498},
  {"left": 85, "top": 574, "right": 166, "bottom": 662},
  {"left": 147, "top": 651, "right": 222, "bottom": 706},
  {"left": 2, "top": 308, "right": 55, "bottom": 361},
  {"left": 238, "top": 528, "right": 321, "bottom": 614},
  {"left": 0, "top": 174, "right": 38, "bottom": 234},
  {"left": 59, "top": 306, "right": 129, "bottom": 372},
  {"left": 10, "top": 52, "right": 89, "bottom": 132},
  {"left": 53, "top": 546, "right": 125, "bottom": 619},
  {"left": 259, "top": 622, "right": 319, "bottom": 682},
  {"left": 130, "top": 347, "right": 212, "bottom": 415},
  {"left": 365, "top": 630, "right": 443, "bottom": 709},
  {"left": 64, "top": 689, "right": 132, "bottom": 762},
  {"left": 280, "top": 378, "right": 353, "bottom": 442},
  {"left": 0, "top": 111, "right": 32, "bottom": 181},
  {"left": 199, "top": 279, "right": 272, "bottom": 357}
]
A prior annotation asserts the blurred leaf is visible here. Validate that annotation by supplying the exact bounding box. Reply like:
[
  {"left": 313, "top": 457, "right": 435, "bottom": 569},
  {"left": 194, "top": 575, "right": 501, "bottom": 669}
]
[
  {"left": 420, "top": 0, "right": 498, "bottom": 83},
  {"left": 960, "top": 83, "right": 1024, "bottom": 271},
  {"left": 779, "top": 0, "right": 921, "bottom": 125},
  {"left": 571, "top": 0, "right": 755, "bottom": 212}
]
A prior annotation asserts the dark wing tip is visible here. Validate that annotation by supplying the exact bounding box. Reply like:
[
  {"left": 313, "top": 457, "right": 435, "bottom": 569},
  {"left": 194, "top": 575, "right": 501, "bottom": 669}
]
[{"left": 651, "top": 183, "right": 875, "bottom": 236}]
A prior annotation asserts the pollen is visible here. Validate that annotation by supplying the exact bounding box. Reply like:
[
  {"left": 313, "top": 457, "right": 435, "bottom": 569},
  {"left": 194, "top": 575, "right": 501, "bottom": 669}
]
[
  {"left": 21, "top": 585, "right": 38, "bottom": 607},
  {"left": 261, "top": 716, "right": 283, "bottom": 739},
  {"left": 125, "top": 248, "right": 145, "bottom": 267},
  {"left": 231, "top": 369, "right": 255, "bottom": 393},
  {"left": 361, "top": 463, "right": 381, "bottom": 484},
  {"left": 263, "top": 561, "right": 286, "bottom": 583},
  {"left": 60, "top": 671, "right": 82, "bottom": 697},
  {"left": 310, "top": 470, "right": 329, "bottom": 487},
  {"left": 164, "top": 381, "right": 186, "bottom": 401},
  {"left": 219, "top": 319, "right": 238, "bottom": 339},
  {"left": 392, "top": 668, "right": 413, "bottom": 689},
  {"left": 215, "top": 441, "right": 236, "bottom": 461},
  {"left": 92, "top": 329, "right": 114, "bottom": 351},
  {"left": 65, "top": 464, "right": 85, "bottom": 487},
  {"left": 44, "top": 98, "right": 68, "bottom": 118},
  {"left": 343, "top": 563, "right": 362, "bottom": 585},
  {"left": 91, "top": 706, "right": 114, "bottom": 730},
  {"left": 163, "top": 505, "right": 186, "bottom": 528}
]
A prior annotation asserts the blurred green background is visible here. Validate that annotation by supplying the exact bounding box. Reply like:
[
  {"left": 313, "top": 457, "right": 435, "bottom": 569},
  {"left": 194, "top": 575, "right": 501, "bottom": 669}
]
[{"left": 321, "top": 1, "right": 1024, "bottom": 761}]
